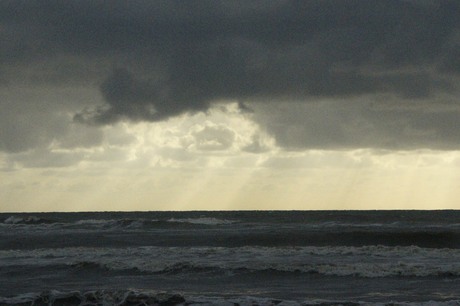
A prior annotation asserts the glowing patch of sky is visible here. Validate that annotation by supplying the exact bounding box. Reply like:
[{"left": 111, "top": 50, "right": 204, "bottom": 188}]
[{"left": 1, "top": 104, "right": 460, "bottom": 212}]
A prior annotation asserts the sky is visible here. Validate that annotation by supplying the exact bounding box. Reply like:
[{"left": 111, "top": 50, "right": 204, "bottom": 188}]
[{"left": 1, "top": 0, "right": 460, "bottom": 212}]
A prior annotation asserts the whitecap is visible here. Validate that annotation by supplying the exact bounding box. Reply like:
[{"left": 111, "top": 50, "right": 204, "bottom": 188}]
[{"left": 167, "top": 217, "right": 235, "bottom": 225}]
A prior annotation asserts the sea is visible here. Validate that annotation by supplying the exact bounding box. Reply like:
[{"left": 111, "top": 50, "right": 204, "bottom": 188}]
[{"left": 1, "top": 210, "right": 460, "bottom": 306}]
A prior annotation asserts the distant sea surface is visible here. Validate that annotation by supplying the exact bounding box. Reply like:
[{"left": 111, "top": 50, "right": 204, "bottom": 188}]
[{"left": 1, "top": 210, "right": 460, "bottom": 305}]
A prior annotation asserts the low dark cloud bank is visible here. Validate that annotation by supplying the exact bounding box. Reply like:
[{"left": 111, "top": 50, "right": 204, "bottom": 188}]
[{"left": 1, "top": 0, "right": 460, "bottom": 152}]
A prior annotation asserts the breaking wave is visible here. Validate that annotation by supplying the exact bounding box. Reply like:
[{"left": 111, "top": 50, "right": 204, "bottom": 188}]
[
  {"left": 3, "top": 245, "right": 460, "bottom": 279},
  {"left": 167, "top": 217, "right": 235, "bottom": 225},
  {"left": 2, "top": 216, "right": 56, "bottom": 225},
  {"left": 0, "top": 290, "right": 459, "bottom": 306},
  {"left": 0, "top": 290, "right": 185, "bottom": 306},
  {"left": 0, "top": 216, "right": 236, "bottom": 231},
  {"left": 72, "top": 260, "right": 460, "bottom": 278}
]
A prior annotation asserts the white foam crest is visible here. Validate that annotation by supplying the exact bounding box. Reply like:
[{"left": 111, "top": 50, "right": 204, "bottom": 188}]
[
  {"left": 1, "top": 290, "right": 460, "bottom": 306},
  {"left": 74, "top": 219, "right": 114, "bottom": 225},
  {"left": 0, "top": 290, "right": 186, "bottom": 305},
  {"left": 186, "top": 295, "right": 299, "bottom": 305},
  {"left": 0, "top": 217, "right": 152, "bottom": 232},
  {"left": 3, "top": 216, "right": 49, "bottom": 225},
  {"left": 167, "top": 217, "right": 235, "bottom": 225},
  {"left": 296, "top": 262, "right": 460, "bottom": 278},
  {"left": 0, "top": 292, "right": 42, "bottom": 304},
  {"left": 4, "top": 216, "right": 27, "bottom": 224},
  {"left": 311, "top": 221, "right": 401, "bottom": 228},
  {"left": 0, "top": 216, "right": 65, "bottom": 232},
  {"left": 73, "top": 218, "right": 148, "bottom": 229},
  {"left": 1, "top": 245, "right": 460, "bottom": 278},
  {"left": 186, "top": 296, "right": 460, "bottom": 306}
]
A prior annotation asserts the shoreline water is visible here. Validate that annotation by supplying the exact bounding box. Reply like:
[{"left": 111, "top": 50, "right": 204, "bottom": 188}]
[
  {"left": 1, "top": 211, "right": 459, "bottom": 304},
  {"left": 2, "top": 289, "right": 460, "bottom": 306}
]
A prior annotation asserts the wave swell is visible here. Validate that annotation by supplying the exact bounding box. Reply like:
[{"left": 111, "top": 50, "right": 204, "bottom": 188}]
[
  {"left": 2, "top": 216, "right": 55, "bottom": 225},
  {"left": 0, "top": 216, "right": 235, "bottom": 231},
  {"left": 3, "top": 245, "right": 460, "bottom": 279},
  {"left": 0, "top": 290, "right": 185, "bottom": 306},
  {"left": 1, "top": 290, "right": 460, "bottom": 306}
]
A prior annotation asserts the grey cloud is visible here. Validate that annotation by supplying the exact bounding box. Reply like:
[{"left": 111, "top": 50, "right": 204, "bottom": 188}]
[
  {"left": 0, "top": 89, "right": 104, "bottom": 153},
  {"left": 242, "top": 135, "right": 272, "bottom": 154},
  {"left": 56, "top": 123, "right": 104, "bottom": 149},
  {"left": 0, "top": 98, "right": 67, "bottom": 153},
  {"left": 193, "top": 125, "right": 235, "bottom": 151},
  {"left": 2, "top": 0, "right": 460, "bottom": 151},
  {"left": 0, "top": 112, "right": 104, "bottom": 154},
  {"left": 252, "top": 97, "right": 460, "bottom": 150},
  {"left": 75, "top": 68, "right": 210, "bottom": 124},
  {"left": 8, "top": 148, "right": 86, "bottom": 169}
]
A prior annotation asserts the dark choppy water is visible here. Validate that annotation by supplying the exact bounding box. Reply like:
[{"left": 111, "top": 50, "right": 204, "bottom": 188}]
[{"left": 1, "top": 210, "right": 460, "bottom": 305}]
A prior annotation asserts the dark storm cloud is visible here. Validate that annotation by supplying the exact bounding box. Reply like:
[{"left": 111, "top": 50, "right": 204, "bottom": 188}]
[
  {"left": 1, "top": 0, "right": 460, "bottom": 150},
  {"left": 252, "top": 97, "right": 460, "bottom": 151},
  {"left": 74, "top": 67, "right": 211, "bottom": 123}
]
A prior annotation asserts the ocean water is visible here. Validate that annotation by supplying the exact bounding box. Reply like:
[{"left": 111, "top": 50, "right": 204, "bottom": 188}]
[{"left": 1, "top": 210, "right": 460, "bottom": 305}]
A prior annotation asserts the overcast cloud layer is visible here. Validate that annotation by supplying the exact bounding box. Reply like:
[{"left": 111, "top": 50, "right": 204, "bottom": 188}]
[{"left": 2, "top": 0, "right": 460, "bottom": 153}]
